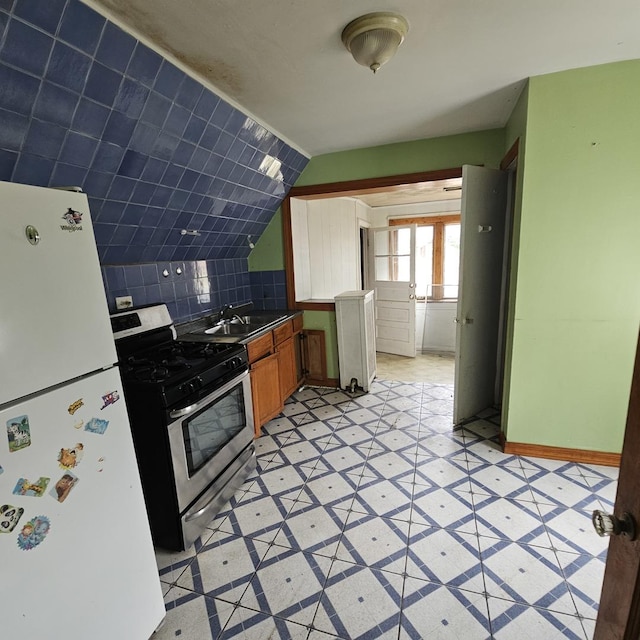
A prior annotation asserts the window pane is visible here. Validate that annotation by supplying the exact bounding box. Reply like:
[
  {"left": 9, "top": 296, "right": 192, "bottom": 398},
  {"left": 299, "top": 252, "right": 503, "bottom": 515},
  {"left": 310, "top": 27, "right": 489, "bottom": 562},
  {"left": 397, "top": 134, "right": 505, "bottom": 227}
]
[
  {"left": 373, "top": 228, "right": 410, "bottom": 257},
  {"left": 393, "top": 228, "right": 411, "bottom": 255},
  {"left": 443, "top": 223, "right": 460, "bottom": 298},
  {"left": 415, "top": 225, "right": 433, "bottom": 298},
  {"left": 375, "top": 256, "right": 410, "bottom": 281},
  {"left": 374, "top": 227, "right": 411, "bottom": 282}
]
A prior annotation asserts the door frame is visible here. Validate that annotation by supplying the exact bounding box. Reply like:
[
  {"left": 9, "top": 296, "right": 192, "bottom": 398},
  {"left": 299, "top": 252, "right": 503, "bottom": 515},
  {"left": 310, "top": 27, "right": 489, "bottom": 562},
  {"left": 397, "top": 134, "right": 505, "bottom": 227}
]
[
  {"left": 495, "top": 139, "right": 519, "bottom": 406},
  {"left": 282, "top": 167, "right": 463, "bottom": 311}
]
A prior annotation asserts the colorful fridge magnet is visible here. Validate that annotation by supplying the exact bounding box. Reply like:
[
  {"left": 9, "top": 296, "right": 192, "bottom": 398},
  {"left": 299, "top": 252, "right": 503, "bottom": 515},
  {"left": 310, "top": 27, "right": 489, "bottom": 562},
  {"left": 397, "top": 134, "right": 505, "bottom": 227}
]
[
  {"left": 84, "top": 417, "right": 109, "bottom": 435},
  {"left": 12, "top": 476, "right": 50, "bottom": 497},
  {"left": 100, "top": 390, "right": 120, "bottom": 410},
  {"left": 17, "top": 515, "right": 51, "bottom": 550},
  {"left": 6, "top": 415, "right": 31, "bottom": 452},
  {"left": 0, "top": 504, "right": 24, "bottom": 533},
  {"left": 73, "top": 419, "right": 84, "bottom": 430},
  {"left": 61, "top": 208, "right": 83, "bottom": 226},
  {"left": 57, "top": 442, "right": 84, "bottom": 469},
  {"left": 49, "top": 472, "right": 79, "bottom": 503},
  {"left": 68, "top": 398, "right": 84, "bottom": 415},
  {"left": 0, "top": 464, "right": 3, "bottom": 475}
]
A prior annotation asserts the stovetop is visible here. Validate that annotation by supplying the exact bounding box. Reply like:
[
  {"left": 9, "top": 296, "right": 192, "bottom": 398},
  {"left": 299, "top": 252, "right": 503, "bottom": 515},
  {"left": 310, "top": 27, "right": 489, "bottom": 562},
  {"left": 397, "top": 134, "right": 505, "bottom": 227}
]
[
  {"left": 112, "top": 305, "right": 249, "bottom": 407},
  {"left": 117, "top": 338, "right": 248, "bottom": 408},
  {"left": 121, "top": 340, "right": 242, "bottom": 384}
]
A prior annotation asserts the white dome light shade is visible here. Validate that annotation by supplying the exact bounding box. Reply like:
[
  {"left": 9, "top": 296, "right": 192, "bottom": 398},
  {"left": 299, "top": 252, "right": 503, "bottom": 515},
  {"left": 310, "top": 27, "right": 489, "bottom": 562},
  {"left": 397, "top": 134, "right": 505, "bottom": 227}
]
[{"left": 342, "top": 12, "right": 409, "bottom": 74}]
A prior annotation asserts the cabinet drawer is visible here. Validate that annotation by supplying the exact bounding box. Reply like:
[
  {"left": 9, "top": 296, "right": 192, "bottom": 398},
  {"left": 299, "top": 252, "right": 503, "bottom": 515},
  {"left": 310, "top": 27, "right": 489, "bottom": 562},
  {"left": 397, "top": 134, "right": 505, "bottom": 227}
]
[
  {"left": 292, "top": 314, "right": 303, "bottom": 333},
  {"left": 273, "top": 320, "right": 293, "bottom": 345},
  {"left": 247, "top": 331, "right": 273, "bottom": 363}
]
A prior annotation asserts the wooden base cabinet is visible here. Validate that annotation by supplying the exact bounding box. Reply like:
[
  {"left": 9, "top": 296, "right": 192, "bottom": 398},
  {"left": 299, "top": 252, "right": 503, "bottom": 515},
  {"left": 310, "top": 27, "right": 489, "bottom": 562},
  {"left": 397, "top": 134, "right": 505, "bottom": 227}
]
[
  {"left": 248, "top": 314, "right": 303, "bottom": 437},
  {"left": 277, "top": 337, "right": 297, "bottom": 402},
  {"left": 249, "top": 352, "right": 282, "bottom": 438}
]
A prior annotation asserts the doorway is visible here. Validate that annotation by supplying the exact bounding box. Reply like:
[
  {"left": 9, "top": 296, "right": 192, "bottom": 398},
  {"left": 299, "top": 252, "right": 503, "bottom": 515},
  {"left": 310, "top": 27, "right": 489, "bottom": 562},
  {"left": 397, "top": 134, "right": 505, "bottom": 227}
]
[
  {"left": 281, "top": 164, "right": 514, "bottom": 422},
  {"left": 376, "top": 351, "right": 455, "bottom": 384}
]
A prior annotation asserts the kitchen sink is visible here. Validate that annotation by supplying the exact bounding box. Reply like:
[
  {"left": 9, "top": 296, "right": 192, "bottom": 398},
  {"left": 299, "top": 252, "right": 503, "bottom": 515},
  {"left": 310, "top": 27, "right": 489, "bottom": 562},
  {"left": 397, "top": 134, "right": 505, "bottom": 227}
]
[
  {"left": 204, "top": 323, "right": 253, "bottom": 336},
  {"left": 202, "top": 312, "right": 287, "bottom": 336},
  {"left": 234, "top": 313, "right": 287, "bottom": 325}
]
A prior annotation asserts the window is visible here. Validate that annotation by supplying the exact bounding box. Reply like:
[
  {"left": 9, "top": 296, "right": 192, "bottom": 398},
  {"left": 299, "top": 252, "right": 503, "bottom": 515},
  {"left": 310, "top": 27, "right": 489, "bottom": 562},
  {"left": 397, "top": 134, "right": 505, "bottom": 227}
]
[
  {"left": 390, "top": 215, "right": 460, "bottom": 300},
  {"left": 373, "top": 226, "right": 412, "bottom": 282}
]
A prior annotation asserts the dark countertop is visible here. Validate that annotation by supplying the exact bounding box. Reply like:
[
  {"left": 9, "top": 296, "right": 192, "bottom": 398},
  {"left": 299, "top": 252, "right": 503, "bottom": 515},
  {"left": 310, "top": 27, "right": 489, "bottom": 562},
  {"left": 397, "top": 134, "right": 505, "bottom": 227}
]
[{"left": 176, "top": 309, "right": 302, "bottom": 345}]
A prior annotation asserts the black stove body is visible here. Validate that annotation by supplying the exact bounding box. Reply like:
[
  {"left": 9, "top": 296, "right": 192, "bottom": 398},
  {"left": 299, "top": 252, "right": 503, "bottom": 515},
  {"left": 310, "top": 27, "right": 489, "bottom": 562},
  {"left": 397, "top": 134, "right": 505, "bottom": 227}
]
[{"left": 112, "top": 305, "right": 255, "bottom": 551}]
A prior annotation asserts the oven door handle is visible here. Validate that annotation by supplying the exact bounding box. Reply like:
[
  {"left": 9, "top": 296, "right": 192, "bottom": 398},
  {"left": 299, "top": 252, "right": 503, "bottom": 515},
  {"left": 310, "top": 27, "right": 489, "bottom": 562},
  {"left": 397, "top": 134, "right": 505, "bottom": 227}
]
[
  {"left": 184, "top": 445, "right": 255, "bottom": 523},
  {"left": 169, "top": 403, "right": 201, "bottom": 419}
]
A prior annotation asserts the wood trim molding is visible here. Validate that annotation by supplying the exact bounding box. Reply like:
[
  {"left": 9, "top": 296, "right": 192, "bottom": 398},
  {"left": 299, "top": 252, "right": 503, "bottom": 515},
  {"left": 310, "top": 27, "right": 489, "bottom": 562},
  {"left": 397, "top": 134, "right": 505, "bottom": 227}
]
[
  {"left": 281, "top": 196, "right": 296, "bottom": 309},
  {"left": 288, "top": 167, "right": 464, "bottom": 200},
  {"left": 502, "top": 439, "right": 621, "bottom": 467},
  {"left": 500, "top": 138, "right": 519, "bottom": 171},
  {"left": 389, "top": 214, "right": 461, "bottom": 226},
  {"left": 295, "top": 301, "right": 335, "bottom": 312}
]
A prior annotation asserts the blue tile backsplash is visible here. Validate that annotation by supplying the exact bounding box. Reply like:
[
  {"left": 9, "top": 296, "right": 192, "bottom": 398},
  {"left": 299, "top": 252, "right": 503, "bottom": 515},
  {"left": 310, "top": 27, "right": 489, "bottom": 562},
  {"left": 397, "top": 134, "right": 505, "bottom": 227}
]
[
  {"left": 0, "top": 0, "right": 308, "bottom": 323},
  {"left": 249, "top": 270, "right": 287, "bottom": 311}
]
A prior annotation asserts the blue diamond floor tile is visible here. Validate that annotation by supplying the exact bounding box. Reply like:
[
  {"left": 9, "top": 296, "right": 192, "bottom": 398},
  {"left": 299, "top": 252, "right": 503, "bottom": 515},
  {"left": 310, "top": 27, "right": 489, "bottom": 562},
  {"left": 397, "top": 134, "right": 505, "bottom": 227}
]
[{"left": 154, "top": 378, "right": 614, "bottom": 639}]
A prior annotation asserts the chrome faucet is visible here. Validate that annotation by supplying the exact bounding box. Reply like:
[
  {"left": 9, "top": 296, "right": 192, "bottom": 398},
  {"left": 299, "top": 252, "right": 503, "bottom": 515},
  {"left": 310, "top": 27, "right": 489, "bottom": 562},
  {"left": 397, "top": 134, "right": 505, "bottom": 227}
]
[{"left": 218, "top": 304, "right": 233, "bottom": 321}]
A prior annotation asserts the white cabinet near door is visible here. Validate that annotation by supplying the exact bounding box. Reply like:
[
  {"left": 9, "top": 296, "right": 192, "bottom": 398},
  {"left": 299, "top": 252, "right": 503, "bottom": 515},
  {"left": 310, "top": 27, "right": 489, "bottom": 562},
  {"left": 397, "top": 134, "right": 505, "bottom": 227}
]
[{"left": 335, "top": 290, "right": 376, "bottom": 392}]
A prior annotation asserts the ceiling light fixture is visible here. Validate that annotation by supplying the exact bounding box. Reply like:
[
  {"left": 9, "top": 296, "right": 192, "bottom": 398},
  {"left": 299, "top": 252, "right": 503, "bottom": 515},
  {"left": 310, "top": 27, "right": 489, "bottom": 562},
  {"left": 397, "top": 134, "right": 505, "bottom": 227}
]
[{"left": 341, "top": 12, "right": 409, "bottom": 74}]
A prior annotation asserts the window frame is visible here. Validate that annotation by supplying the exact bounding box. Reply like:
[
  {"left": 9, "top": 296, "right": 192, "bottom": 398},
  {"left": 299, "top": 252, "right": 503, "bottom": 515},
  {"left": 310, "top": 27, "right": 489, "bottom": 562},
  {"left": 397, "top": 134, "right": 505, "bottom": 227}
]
[{"left": 389, "top": 214, "right": 461, "bottom": 300}]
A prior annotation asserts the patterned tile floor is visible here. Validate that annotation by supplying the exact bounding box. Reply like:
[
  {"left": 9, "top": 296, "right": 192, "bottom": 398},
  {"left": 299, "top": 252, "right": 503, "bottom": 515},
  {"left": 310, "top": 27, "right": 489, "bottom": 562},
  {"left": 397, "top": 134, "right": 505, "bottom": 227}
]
[
  {"left": 153, "top": 380, "right": 617, "bottom": 639},
  {"left": 376, "top": 352, "right": 455, "bottom": 385}
]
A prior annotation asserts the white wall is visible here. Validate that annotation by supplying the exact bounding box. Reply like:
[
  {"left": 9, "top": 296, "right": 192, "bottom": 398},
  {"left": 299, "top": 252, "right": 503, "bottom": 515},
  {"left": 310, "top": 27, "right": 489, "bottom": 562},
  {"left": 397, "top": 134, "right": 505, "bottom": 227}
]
[
  {"left": 418, "top": 301, "right": 457, "bottom": 353},
  {"left": 290, "top": 198, "right": 312, "bottom": 301},
  {"left": 291, "top": 197, "right": 369, "bottom": 301}
]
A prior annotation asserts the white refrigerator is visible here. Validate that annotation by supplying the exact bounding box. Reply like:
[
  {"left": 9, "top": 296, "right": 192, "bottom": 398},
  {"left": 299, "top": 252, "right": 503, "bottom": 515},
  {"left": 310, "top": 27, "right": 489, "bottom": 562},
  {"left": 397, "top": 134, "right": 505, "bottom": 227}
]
[{"left": 0, "top": 181, "right": 165, "bottom": 639}]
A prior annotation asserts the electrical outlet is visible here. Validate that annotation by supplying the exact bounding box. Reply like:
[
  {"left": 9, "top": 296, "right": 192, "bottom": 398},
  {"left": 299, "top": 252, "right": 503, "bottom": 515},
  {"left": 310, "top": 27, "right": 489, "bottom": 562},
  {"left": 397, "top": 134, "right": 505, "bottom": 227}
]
[{"left": 115, "top": 296, "right": 133, "bottom": 310}]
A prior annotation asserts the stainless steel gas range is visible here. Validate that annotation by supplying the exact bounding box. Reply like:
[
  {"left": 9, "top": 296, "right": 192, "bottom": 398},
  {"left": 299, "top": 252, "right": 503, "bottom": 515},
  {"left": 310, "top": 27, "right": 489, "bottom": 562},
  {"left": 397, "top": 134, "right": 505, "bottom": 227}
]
[{"left": 111, "top": 304, "right": 255, "bottom": 550}]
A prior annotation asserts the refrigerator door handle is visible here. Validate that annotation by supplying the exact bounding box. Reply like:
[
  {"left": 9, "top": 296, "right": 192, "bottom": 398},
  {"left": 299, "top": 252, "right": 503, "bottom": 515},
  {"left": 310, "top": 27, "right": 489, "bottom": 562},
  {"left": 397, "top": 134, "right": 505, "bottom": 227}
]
[{"left": 169, "top": 403, "right": 200, "bottom": 419}]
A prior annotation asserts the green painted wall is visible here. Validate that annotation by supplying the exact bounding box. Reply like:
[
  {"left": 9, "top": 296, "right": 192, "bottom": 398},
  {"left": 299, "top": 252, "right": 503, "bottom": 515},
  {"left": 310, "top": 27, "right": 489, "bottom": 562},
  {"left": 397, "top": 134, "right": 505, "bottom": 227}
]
[
  {"left": 506, "top": 60, "right": 640, "bottom": 452},
  {"left": 248, "top": 209, "right": 284, "bottom": 271},
  {"left": 296, "top": 129, "right": 505, "bottom": 185}
]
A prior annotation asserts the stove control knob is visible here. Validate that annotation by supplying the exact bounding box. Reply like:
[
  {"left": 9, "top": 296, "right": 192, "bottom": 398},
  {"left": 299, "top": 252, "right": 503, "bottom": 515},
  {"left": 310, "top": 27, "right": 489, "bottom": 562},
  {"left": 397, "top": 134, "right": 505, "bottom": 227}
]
[
  {"left": 227, "top": 357, "right": 243, "bottom": 370},
  {"left": 193, "top": 376, "right": 203, "bottom": 389}
]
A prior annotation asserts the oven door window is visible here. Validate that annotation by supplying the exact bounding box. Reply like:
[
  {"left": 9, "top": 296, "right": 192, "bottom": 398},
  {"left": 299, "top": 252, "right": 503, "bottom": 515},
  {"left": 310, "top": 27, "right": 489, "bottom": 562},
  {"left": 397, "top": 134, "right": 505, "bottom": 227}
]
[{"left": 182, "top": 385, "right": 247, "bottom": 477}]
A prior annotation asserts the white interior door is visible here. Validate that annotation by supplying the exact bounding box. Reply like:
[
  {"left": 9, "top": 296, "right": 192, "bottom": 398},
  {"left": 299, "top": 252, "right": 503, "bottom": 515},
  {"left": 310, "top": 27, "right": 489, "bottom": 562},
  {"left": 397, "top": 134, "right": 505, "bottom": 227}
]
[
  {"left": 369, "top": 225, "right": 416, "bottom": 357},
  {"left": 454, "top": 166, "right": 508, "bottom": 423}
]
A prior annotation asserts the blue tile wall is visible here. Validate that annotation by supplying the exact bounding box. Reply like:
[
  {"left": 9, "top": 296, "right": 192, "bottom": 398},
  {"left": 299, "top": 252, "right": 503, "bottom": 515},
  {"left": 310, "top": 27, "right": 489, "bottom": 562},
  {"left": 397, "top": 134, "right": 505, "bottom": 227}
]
[
  {"left": 0, "top": 0, "right": 308, "bottom": 322},
  {"left": 249, "top": 270, "right": 287, "bottom": 311},
  {"left": 102, "top": 259, "right": 252, "bottom": 323}
]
